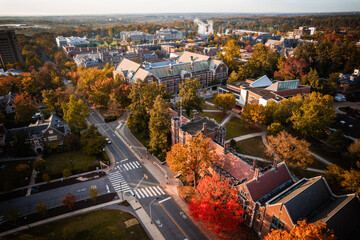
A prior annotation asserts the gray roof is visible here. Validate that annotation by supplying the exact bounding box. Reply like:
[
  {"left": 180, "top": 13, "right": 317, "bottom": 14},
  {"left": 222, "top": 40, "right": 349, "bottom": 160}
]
[{"left": 180, "top": 117, "right": 219, "bottom": 135}]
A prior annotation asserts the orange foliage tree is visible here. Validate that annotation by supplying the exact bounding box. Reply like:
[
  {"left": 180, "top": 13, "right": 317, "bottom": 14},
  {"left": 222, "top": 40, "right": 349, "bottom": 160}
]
[
  {"left": 166, "top": 133, "right": 217, "bottom": 187},
  {"left": 264, "top": 220, "right": 335, "bottom": 240},
  {"left": 189, "top": 173, "right": 244, "bottom": 234},
  {"left": 61, "top": 193, "right": 77, "bottom": 210}
]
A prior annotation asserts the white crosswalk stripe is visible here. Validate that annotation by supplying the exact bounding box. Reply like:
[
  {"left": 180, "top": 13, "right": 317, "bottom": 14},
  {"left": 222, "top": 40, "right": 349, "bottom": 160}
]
[
  {"left": 133, "top": 186, "right": 167, "bottom": 199},
  {"left": 117, "top": 161, "right": 142, "bottom": 172},
  {"left": 108, "top": 171, "right": 131, "bottom": 193}
]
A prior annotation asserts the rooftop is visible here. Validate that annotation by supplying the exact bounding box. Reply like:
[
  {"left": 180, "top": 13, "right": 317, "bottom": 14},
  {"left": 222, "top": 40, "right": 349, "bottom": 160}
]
[{"left": 180, "top": 117, "right": 219, "bottom": 135}]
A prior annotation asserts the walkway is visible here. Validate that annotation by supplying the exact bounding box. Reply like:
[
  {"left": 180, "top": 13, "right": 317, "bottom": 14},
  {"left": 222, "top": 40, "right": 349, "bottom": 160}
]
[
  {"left": 226, "top": 131, "right": 266, "bottom": 143},
  {"left": 26, "top": 170, "right": 37, "bottom": 196},
  {"left": 205, "top": 101, "right": 215, "bottom": 107},
  {"left": 220, "top": 113, "right": 233, "bottom": 127}
]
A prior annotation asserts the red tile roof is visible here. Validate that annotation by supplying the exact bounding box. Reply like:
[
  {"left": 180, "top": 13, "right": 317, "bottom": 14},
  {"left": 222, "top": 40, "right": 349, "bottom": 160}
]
[{"left": 245, "top": 162, "right": 292, "bottom": 202}]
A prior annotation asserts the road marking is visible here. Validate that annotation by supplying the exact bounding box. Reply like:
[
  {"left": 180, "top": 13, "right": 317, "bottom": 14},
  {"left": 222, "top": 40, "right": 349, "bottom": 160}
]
[
  {"left": 156, "top": 186, "right": 165, "bottom": 195},
  {"left": 159, "top": 203, "right": 190, "bottom": 240},
  {"left": 136, "top": 189, "right": 145, "bottom": 198},
  {"left": 148, "top": 187, "right": 157, "bottom": 196},
  {"left": 144, "top": 188, "right": 153, "bottom": 197},
  {"left": 123, "top": 164, "right": 129, "bottom": 171},
  {"left": 134, "top": 190, "right": 141, "bottom": 198},
  {"left": 140, "top": 188, "right": 149, "bottom": 197},
  {"left": 120, "top": 159, "right": 128, "bottom": 162},
  {"left": 89, "top": 114, "right": 126, "bottom": 159},
  {"left": 129, "top": 162, "right": 137, "bottom": 168},
  {"left": 77, "top": 188, "right": 86, "bottom": 192},
  {"left": 159, "top": 197, "right": 171, "bottom": 203},
  {"left": 106, "top": 184, "right": 110, "bottom": 193},
  {"left": 134, "top": 161, "right": 140, "bottom": 166},
  {"left": 152, "top": 186, "right": 161, "bottom": 195}
]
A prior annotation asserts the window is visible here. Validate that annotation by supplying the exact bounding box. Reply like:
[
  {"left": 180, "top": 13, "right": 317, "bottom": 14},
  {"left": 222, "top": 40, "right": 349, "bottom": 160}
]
[
  {"left": 49, "top": 130, "right": 53, "bottom": 134},
  {"left": 271, "top": 215, "right": 285, "bottom": 230}
]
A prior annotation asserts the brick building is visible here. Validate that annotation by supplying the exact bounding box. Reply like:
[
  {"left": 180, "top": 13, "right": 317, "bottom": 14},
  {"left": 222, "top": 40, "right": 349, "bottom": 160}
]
[
  {"left": 218, "top": 75, "right": 310, "bottom": 107},
  {"left": 113, "top": 51, "right": 228, "bottom": 94}
]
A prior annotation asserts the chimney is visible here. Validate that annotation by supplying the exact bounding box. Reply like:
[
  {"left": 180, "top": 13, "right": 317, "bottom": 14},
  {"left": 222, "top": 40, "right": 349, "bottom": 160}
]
[
  {"left": 252, "top": 160, "right": 257, "bottom": 171},
  {"left": 202, "top": 122, "right": 207, "bottom": 131},
  {"left": 224, "top": 141, "right": 230, "bottom": 154},
  {"left": 193, "top": 111, "right": 199, "bottom": 120},
  {"left": 190, "top": 60, "right": 194, "bottom": 71},
  {"left": 254, "top": 168, "right": 260, "bottom": 181},
  {"left": 169, "top": 63, "right": 173, "bottom": 74},
  {"left": 273, "top": 159, "right": 278, "bottom": 171}
]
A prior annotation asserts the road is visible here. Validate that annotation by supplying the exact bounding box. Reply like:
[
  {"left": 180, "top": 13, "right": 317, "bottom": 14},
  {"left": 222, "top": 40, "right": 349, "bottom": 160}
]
[{"left": 88, "top": 110, "right": 206, "bottom": 240}]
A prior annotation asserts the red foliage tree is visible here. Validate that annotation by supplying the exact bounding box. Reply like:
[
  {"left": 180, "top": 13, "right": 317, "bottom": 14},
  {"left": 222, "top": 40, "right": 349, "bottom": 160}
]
[
  {"left": 274, "top": 57, "right": 308, "bottom": 80},
  {"left": 189, "top": 173, "right": 244, "bottom": 234},
  {"left": 61, "top": 193, "right": 77, "bottom": 210}
]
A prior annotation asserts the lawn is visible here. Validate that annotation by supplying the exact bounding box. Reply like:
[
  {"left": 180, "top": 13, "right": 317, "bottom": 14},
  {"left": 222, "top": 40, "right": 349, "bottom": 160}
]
[
  {"left": 44, "top": 151, "right": 99, "bottom": 178},
  {"left": 309, "top": 144, "right": 346, "bottom": 169},
  {"left": 225, "top": 117, "right": 262, "bottom": 140},
  {"left": 234, "top": 137, "right": 269, "bottom": 160},
  {"left": 199, "top": 111, "right": 227, "bottom": 124},
  {"left": 201, "top": 102, "right": 219, "bottom": 110},
  {"left": 0, "top": 160, "right": 33, "bottom": 192},
  {"left": 3, "top": 209, "right": 150, "bottom": 240},
  {"left": 205, "top": 97, "right": 215, "bottom": 104}
]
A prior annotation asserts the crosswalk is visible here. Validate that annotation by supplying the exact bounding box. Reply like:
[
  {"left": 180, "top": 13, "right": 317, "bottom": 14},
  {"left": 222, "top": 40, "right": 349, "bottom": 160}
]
[
  {"left": 116, "top": 161, "right": 142, "bottom": 172},
  {"left": 108, "top": 171, "right": 133, "bottom": 195},
  {"left": 134, "top": 186, "right": 166, "bottom": 199}
]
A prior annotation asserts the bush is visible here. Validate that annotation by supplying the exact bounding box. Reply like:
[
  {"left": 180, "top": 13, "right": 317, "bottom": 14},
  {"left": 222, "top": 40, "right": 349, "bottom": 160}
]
[
  {"left": 62, "top": 169, "right": 72, "bottom": 178},
  {"left": 42, "top": 173, "right": 51, "bottom": 183},
  {"left": 104, "top": 115, "right": 117, "bottom": 122}
]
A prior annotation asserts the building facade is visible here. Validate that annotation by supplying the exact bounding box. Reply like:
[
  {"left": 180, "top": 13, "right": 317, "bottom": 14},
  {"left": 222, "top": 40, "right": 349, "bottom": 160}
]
[
  {"left": 0, "top": 30, "right": 23, "bottom": 67},
  {"left": 156, "top": 28, "right": 186, "bottom": 41}
]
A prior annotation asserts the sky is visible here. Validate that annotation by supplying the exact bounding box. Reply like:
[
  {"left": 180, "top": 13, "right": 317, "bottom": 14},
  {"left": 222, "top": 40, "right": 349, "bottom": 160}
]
[{"left": 0, "top": 0, "right": 359, "bottom": 16}]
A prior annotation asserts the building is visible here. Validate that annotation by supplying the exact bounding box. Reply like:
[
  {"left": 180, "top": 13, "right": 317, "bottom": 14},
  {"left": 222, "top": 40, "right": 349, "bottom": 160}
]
[
  {"left": 156, "top": 28, "right": 186, "bottom": 41},
  {"left": 0, "top": 92, "right": 15, "bottom": 114},
  {"left": 218, "top": 75, "right": 311, "bottom": 107},
  {"left": 337, "top": 69, "right": 360, "bottom": 96},
  {"left": 203, "top": 47, "right": 221, "bottom": 57},
  {"left": 161, "top": 45, "right": 176, "bottom": 54},
  {"left": 261, "top": 176, "right": 360, "bottom": 239},
  {"left": 114, "top": 51, "right": 228, "bottom": 95},
  {"left": 4, "top": 114, "right": 70, "bottom": 154},
  {"left": 56, "top": 36, "right": 89, "bottom": 48},
  {"left": 119, "top": 31, "right": 157, "bottom": 43},
  {"left": 194, "top": 18, "right": 213, "bottom": 37},
  {"left": 74, "top": 53, "right": 105, "bottom": 68},
  {"left": 0, "top": 30, "right": 23, "bottom": 67}
]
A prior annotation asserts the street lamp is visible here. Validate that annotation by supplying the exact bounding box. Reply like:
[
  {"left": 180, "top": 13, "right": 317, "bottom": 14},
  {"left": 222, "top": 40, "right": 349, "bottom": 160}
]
[
  {"left": 24, "top": 216, "right": 30, "bottom": 229},
  {"left": 70, "top": 159, "right": 73, "bottom": 170},
  {"left": 149, "top": 197, "right": 159, "bottom": 224}
]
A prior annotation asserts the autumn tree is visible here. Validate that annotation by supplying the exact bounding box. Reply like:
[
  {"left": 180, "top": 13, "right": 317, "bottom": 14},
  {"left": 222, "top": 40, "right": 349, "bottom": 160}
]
[
  {"left": 16, "top": 164, "right": 29, "bottom": 174},
  {"left": 227, "top": 71, "right": 241, "bottom": 84},
  {"left": 166, "top": 133, "right": 218, "bottom": 187},
  {"left": 149, "top": 96, "right": 170, "bottom": 160},
  {"left": 42, "top": 87, "right": 67, "bottom": 115},
  {"left": 177, "top": 78, "right": 203, "bottom": 116},
  {"left": 107, "top": 84, "right": 131, "bottom": 116},
  {"left": 214, "top": 93, "right": 236, "bottom": 113},
  {"left": 348, "top": 138, "right": 360, "bottom": 160},
  {"left": 267, "top": 131, "right": 314, "bottom": 168},
  {"left": 264, "top": 220, "right": 335, "bottom": 240},
  {"left": 61, "top": 193, "right": 77, "bottom": 210},
  {"left": 301, "top": 69, "right": 336, "bottom": 95},
  {"left": 274, "top": 57, "right": 308, "bottom": 80},
  {"left": 62, "top": 95, "right": 89, "bottom": 135},
  {"left": 241, "top": 103, "right": 266, "bottom": 126},
  {"left": 89, "top": 186, "right": 99, "bottom": 203},
  {"left": 80, "top": 124, "right": 107, "bottom": 155},
  {"left": 267, "top": 122, "right": 284, "bottom": 136},
  {"left": 290, "top": 92, "right": 335, "bottom": 138},
  {"left": 218, "top": 39, "right": 241, "bottom": 72},
  {"left": 35, "top": 201, "right": 48, "bottom": 217},
  {"left": 245, "top": 43, "right": 279, "bottom": 78},
  {"left": 33, "top": 158, "right": 46, "bottom": 173},
  {"left": 14, "top": 91, "right": 37, "bottom": 124},
  {"left": 189, "top": 173, "right": 244, "bottom": 235}
]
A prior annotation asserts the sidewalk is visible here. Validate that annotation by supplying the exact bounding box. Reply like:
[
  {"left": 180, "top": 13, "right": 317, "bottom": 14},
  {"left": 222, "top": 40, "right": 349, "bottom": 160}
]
[
  {"left": 116, "top": 121, "right": 217, "bottom": 240},
  {"left": 226, "top": 131, "right": 266, "bottom": 143},
  {"left": 220, "top": 113, "right": 233, "bottom": 127},
  {"left": 26, "top": 170, "right": 37, "bottom": 196}
]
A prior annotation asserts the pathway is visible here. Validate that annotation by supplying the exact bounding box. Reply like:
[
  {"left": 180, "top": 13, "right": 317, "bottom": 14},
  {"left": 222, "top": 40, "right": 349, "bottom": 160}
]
[
  {"left": 205, "top": 101, "right": 215, "bottom": 107},
  {"left": 220, "top": 113, "right": 233, "bottom": 127},
  {"left": 226, "top": 131, "right": 266, "bottom": 143},
  {"left": 26, "top": 170, "right": 37, "bottom": 196}
]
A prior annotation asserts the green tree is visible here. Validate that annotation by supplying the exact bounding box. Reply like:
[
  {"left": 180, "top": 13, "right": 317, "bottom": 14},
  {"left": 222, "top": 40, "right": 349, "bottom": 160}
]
[
  {"left": 326, "top": 129, "right": 346, "bottom": 153},
  {"left": 245, "top": 43, "right": 279, "bottom": 78},
  {"left": 89, "top": 186, "right": 99, "bottom": 202},
  {"left": 42, "top": 173, "right": 51, "bottom": 183},
  {"left": 218, "top": 39, "right": 241, "bottom": 72},
  {"left": 81, "top": 124, "right": 107, "bottom": 155},
  {"left": 62, "top": 95, "right": 89, "bottom": 135},
  {"left": 149, "top": 95, "right": 171, "bottom": 160},
  {"left": 214, "top": 93, "right": 236, "bottom": 113},
  {"left": 35, "top": 201, "right": 48, "bottom": 216},
  {"left": 178, "top": 78, "right": 203, "bottom": 116},
  {"left": 290, "top": 92, "right": 336, "bottom": 138},
  {"left": 33, "top": 158, "right": 46, "bottom": 173},
  {"left": 323, "top": 164, "right": 346, "bottom": 195},
  {"left": 227, "top": 71, "right": 241, "bottom": 84}
]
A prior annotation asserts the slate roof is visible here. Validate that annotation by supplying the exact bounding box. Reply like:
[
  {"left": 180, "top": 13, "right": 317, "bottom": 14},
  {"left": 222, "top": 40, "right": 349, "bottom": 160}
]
[
  {"left": 180, "top": 117, "right": 219, "bottom": 135},
  {"left": 246, "top": 162, "right": 293, "bottom": 204}
]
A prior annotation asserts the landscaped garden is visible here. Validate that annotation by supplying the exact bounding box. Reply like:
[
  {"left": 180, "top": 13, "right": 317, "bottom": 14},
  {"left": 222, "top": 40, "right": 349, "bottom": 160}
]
[{"left": 3, "top": 209, "right": 149, "bottom": 240}]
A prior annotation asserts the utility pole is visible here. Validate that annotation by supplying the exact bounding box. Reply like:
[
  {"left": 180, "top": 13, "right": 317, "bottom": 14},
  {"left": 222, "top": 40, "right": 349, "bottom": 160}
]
[{"left": 149, "top": 197, "right": 159, "bottom": 224}]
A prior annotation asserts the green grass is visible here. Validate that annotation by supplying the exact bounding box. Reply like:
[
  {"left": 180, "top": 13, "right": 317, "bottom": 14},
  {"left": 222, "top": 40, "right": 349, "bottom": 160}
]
[
  {"left": 201, "top": 102, "right": 219, "bottom": 110},
  {"left": 44, "top": 151, "right": 98, "bottom": 177},
  {"left": 3, "top": 209, "right": 150, "bottom": 240},
  {"left": 205, "top": 98, "right": 215, "bottom": 104},
  {"left": 234, "top": 137, "right": 269, "bottom": 160},
  {"left": 0, "top": 160, "right": 33, "bottom": 192},
  {"left": 199, "top": 111, "right": 227, "bottom": 124},
  {"left": 225, "top": 118, "right": 262, "bottom": 140},
  {"left": 309, "top": 144, "right": 345, "bottom": 168}
]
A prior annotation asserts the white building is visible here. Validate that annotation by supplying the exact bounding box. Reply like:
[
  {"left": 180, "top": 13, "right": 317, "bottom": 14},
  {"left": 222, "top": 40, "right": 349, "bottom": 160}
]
[
  {"left": 56, "top": 36, "right": 89, "bottom": 48},
  {"left": 194, "top": 18, "right": 213, "bottom": 37},
  {"left": 156, "top": 28, "right": 186, "bottom": 41},
  {"left": 119, "top": 31, "right": 157, "bottom": 43}
]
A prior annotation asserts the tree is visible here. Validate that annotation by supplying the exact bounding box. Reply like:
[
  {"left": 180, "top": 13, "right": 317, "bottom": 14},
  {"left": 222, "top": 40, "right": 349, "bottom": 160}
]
[
  {"left": 35, "top": 201, "right": 48, "bottom": 216},
  {"left": 178, "top": 78, "right": 203, "bottom": 116},
  {"left": 218, "top": 39, "right": 241, "bottom": 72},
  {"left": 241, "top": 103, "right": 266, "bottom": 126},
  {"left": 16, "top": 164, "right": 29, "bottom": 174},
  {"left": 264, "top": 220, "right": 335, "bottom": 240},
  {"left": 166, "top": 133, "right": 218, "bottom": 187},
  {"left": 227, "top": 71, "right": 241, "bottom": 84},
  {"left": 42, "top": 88, "right": 67, "bottom": 115},
  {"left": 14, "top": 91, "right": 37, "bottom": 124},
  {"left": 349, "top": 138, "right": 360, "bottom": 160},
  {"left": 62, "top": 169, "right": 71, "bottom": 178},
  {"left": 267, "top": 131, "right": 313, "bottom": 168},
  {"left": 245, "top": 43, "right": 279, "bottom": 78},
  {"left": 214, "top": 93, "right": 236, "bottom": 113},
  {"left": 189, "top": 173, "right": 244, "bottom": 234},
  {"left": 80, "top": 124, "right": 107, "bottom": 155},
  {"left": 33, "top": 158, "right": 46, "bottom": 173},
  {"left": 326, "top": 129, "right": 346, "bottom": 153},
  {"left": 89, "top": 186, "right": 99, "bottom": 202},
  {"left": 149, "top": 95, "right": 170, "bottom": 160},
  {"left": 301, "top": 69, "right": 336, "bottom": 95},
  {"left": 341, "top": 168, "right": 360, "bottom": 195},
  {"left": 290, "top": 92, "right": 335, "bottom": 138},
  {"left": 42, "top": 173, "right": 51, "bottom": 183},
  {"left": 6, "top": 209, "right": 20, "bottom": 224},
  {"left": 61, "top": 193, "right": 77, "bottom": 210},
  {"left": 274, "top": 57, "right": 308, "bottom": 80},
  {"left": 62, "top": 95, "right": 89, "bottom": 135},
  {"left": 267, "top": 122, "right": 284, "bottom": 136}
]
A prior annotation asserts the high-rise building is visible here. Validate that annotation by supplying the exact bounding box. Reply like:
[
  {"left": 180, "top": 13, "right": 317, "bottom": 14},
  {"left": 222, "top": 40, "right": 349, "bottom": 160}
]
[{"left": 0, "top": 30, "right": 23, "bottom": 67}]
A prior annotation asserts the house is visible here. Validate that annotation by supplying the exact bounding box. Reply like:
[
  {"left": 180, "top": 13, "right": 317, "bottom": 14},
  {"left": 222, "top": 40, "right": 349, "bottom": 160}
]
[
  {"left": 4, "top": 114, "right": 70, "bottom": 154},
  {"left": 0, "top": 92, "right": 15, "bottom": 114},
  {"left": 261, "top": 176, "right": 360, "bottom": 239},
  {"left": 337, "top": 69, "right": 360, "bottom": 96},
  {"left": 218, "top": 75, "right": 311, "bottom": 107},
  {"left": 113, "top": 51, "right": 228, "bottom": 95}
]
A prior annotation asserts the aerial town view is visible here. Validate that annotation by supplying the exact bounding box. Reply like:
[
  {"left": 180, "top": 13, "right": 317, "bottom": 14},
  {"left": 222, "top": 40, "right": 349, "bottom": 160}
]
[{"left": 0, "top": 0, "right": 360, "bottom": 239}]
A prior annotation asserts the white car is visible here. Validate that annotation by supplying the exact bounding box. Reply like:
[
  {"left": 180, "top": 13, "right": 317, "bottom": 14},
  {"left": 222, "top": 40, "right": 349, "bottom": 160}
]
[{"left": 105, "top": 138, "right": 112, "bottom": 144}]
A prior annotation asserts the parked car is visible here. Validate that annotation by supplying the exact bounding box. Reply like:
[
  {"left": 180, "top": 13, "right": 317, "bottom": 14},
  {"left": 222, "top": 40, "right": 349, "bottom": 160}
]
[{"left": 334, "top": 94, "right": 346, "bottom": 102}]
